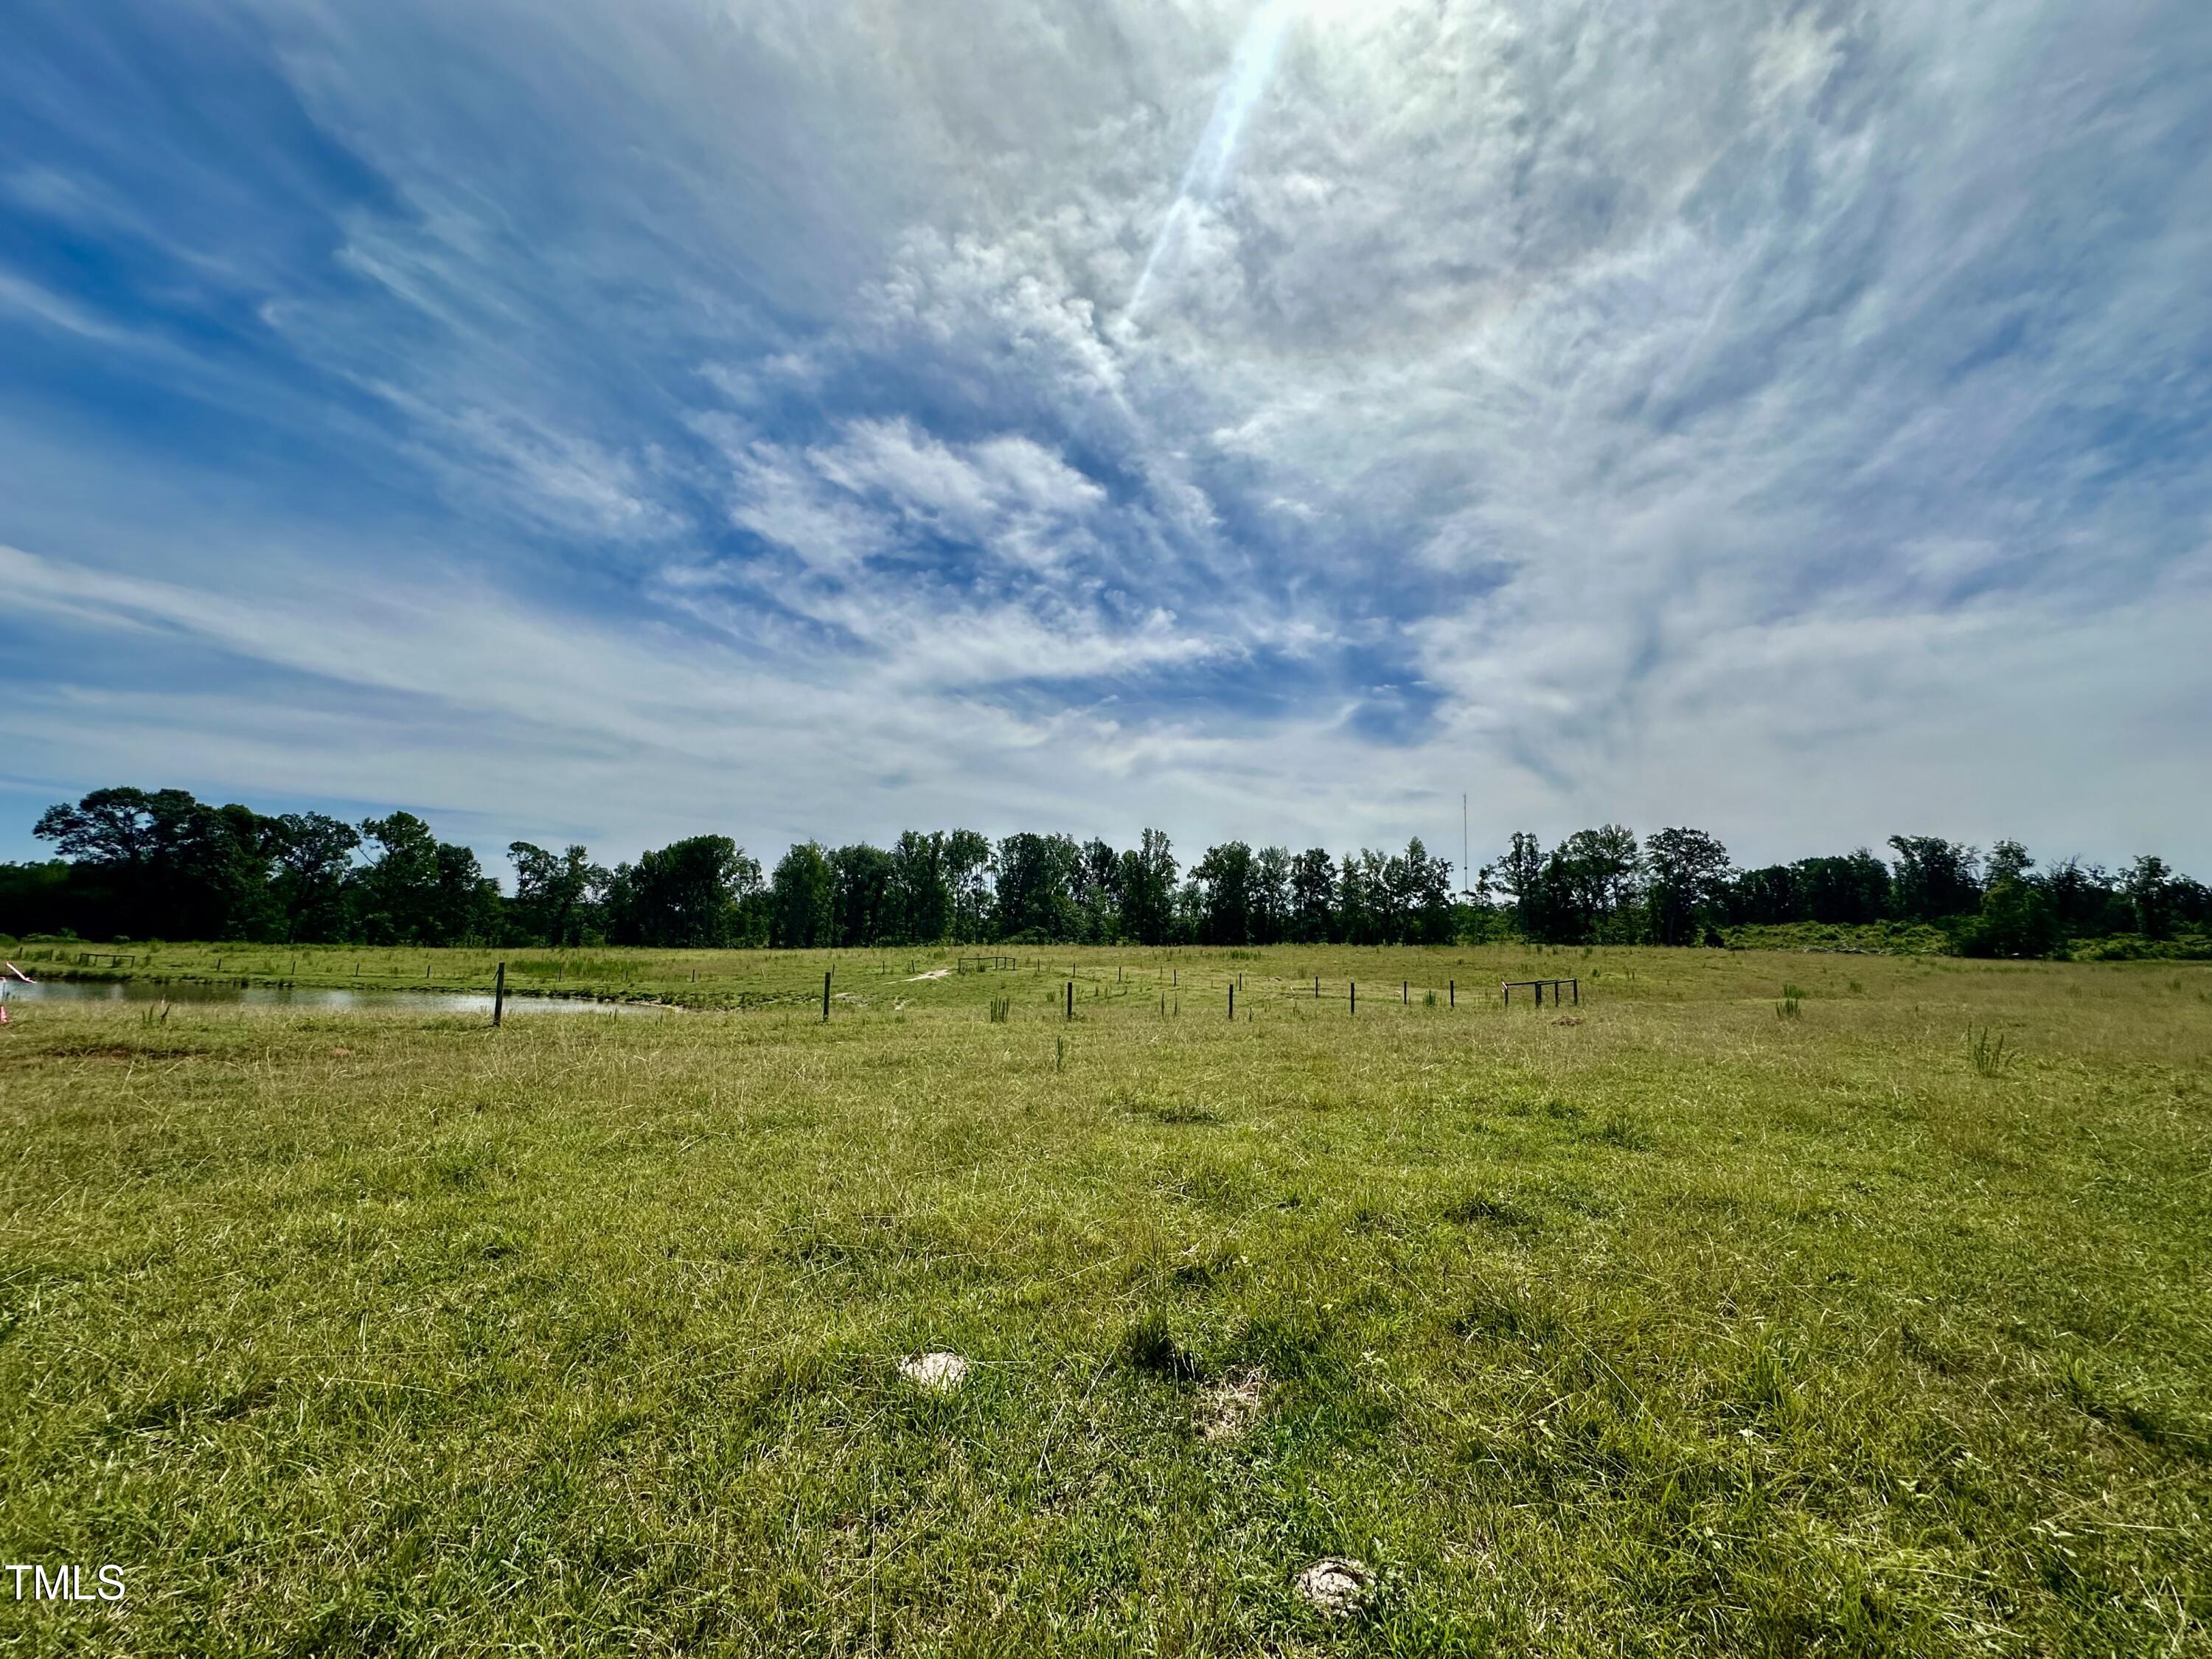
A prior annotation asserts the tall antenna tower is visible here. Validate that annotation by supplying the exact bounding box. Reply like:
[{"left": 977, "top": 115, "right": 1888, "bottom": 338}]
[{"left": 1461, "top": 793, "right": 1470, "bottom": 897}]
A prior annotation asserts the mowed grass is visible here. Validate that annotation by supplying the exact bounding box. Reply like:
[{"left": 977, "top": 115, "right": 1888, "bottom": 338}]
[{"left": 1, "top": 948, "right": 2208, "bottom": 1656}]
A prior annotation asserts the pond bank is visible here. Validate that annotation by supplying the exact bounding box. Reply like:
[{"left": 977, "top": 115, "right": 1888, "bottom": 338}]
[{"left": 0, "top": 978, "right": 673, "bottom": 1017}]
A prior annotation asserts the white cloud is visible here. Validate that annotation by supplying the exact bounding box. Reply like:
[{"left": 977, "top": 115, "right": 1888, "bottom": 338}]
[
  {"left": 804, "top": 418, "right": 1105, "bottom": 569},
  {"left": 1750, "top": 10, "right": 1848, "bottom": 116},
  {"left": 3, "top": 0, "right": 2209, "bottom": 871}
]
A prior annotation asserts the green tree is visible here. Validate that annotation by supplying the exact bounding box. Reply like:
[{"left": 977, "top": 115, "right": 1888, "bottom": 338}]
[
  {"left": 35, "top": 786, "right": 272, "bottom": 941},
  {"left": 1335, "top": 852, "right": 1372, "bottom": 945},
  {"left": 993, "top": 833, "right": 1082, "bottom": 942},
  {"left": 353, "top": 812, "right": 445, "bottom": 945},
  {"left": 1643, "top": 827, "right": 1732, "bottom": 945},
  {"left": 433, "top": 844, "right": 503, "bottom": 945},
  {"left": 271, "top": 813, "right": 362, "bottom": 942},
  {"left": 945, "top": 830, "right": 995, "bottom": 944},
  {"left": 0, "top": 860, "right": 75, "bottom": 937},
  {"left": 1115, "top": 830, "right": 1178, "bottom": 945},
  {"left": 2169, "top": 875, "right": 2212, "bottom": 933},
  {"left": 611, "top": 836, "right": 759, "bottom": 947},
  {"left": 1949, "top": 871, "right": 2065, "bottom": 959},
  {"left": 829, "top": 844, "right": 896, "bottom": 947},
  {"left": 1482, "top": 832, "right": 1551, "bottom": 938},
  {"left": 509, "top": 841, "right": 601, "bottom": 946},
  {"left": 33, "top": 787, "right": 167, "bottom": 869},
  {"left": 1730, "top": 863, "right": 1799, "bottom": 925},
  {"left": 1985, "top": 839, "right": 2034, "bottom": 886},
  {"left": 1171, "top": 872, "right": 1206, "bottom": 942},
  {"left": 1566, "top": 826, "right": 1642, "bottom": 936},
  {"left": 1287, "top": 848, "right": 1335, "bottom": 943},
  {"left": 1366, "top": 848, "right": 1409, "bottom": 942},
  {"left": 1403, "top": 837, "right": 1455, "bottom": 944},
  {"left": 1074, "top": 839, "right": 1123, "bottom": 944},
  {"left": 888, "top": 831, "right": 953, "bottom": 945},
  {"left": 1888, "top": 836, "right": 1981, "bottom": 922},
  {"left": 2042, "top": 859, "right": 2124, "bottom": 936},
  {"left": 770, "top": 843, "right": 835, "bottom": 949},
  {"left": 1191, "top": 841, "right": 1256, "bottom": 945},
  {"left": 2124, "top": 855, "right": 2173, "bottom": 939},
  {"left": 1251, "top": 846, "right": 1292, "bottom": 945},
  {"left": 1795, "top": 851, "right": 1892, "bottom": 924}
]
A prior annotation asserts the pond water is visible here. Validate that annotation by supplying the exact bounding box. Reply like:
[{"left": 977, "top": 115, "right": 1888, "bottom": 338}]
[{"left": 0, "top": 978, "right": 669, "bottom": 1017}]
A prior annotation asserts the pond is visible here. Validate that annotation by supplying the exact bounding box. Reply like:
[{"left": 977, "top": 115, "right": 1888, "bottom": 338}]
[{"left": 0, "top": 978, "right": 670, "bottom": 1017}]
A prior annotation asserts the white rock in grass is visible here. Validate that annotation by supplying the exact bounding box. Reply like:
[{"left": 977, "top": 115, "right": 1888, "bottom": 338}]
[
  {"left": 1294, "top": 1557, "right": 1373, "bottom": 1618},
  {"left": 899, "top": 1351, "right": 968, "bottom": 1391}
]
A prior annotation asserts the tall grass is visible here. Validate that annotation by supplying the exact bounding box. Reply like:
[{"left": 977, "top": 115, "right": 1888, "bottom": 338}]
[{"left": 1969, "top": 1023, "right": 2017, "bottom": 1077}]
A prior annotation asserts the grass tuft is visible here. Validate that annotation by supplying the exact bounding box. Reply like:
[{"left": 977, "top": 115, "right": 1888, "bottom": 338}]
[
  {"left": 1437, "top": 1191, "right": 1542, "bottom": 1231},
  {"left": 1969, "top": 1023, "right": 2017, "bottom": 1077},
  {"left": 1118, "top": 1311, "right": 1205, "bottom": 1382}
]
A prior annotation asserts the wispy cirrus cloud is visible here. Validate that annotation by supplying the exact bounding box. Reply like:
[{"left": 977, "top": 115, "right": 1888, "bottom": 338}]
[{"left": 1, "top": 0, "right": 2208, "bottom": 873}]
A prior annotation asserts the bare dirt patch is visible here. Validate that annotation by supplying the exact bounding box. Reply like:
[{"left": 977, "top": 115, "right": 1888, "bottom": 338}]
[{"left": 1196, "top": 1367, "right": 1270, "bottom": 1443}]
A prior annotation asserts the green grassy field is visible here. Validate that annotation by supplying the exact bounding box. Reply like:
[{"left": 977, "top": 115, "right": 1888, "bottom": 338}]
[
  {"left": 0, "top": 936, "right": 1950, "bottom": 1012},
  {"left": 2, "top": 945, "right": 2208, "bottom": 1655}
]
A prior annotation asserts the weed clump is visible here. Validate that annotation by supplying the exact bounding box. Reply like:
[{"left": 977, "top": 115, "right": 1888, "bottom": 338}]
[
  {"left": 1438, "top": 1192, "right": 1541, "bottom": 1232},
  {"left": 1451, "top": 1289, "right": 1557, "bottom": 1348},
  {"left": 1590, "top": 1114, "right": 1654, "bottom": 1151},
  {"left": 1118, "top": 1311, "right": 1203, "bottom": 1382},
  {"left": 1969, "top": 1026, "right": 2016, "bottom": 1077},
  {"left": 1116, "top": 1088, "right": 1222, "bottom": 1125}
]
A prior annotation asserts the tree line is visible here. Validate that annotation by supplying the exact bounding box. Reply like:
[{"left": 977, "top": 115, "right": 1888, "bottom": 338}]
[
  {"left": 2, "top": 785, "right": 2205, "bottom": 956},
  {"left": 1482, "top": 825, "right": 2207, "bottom": 956}
]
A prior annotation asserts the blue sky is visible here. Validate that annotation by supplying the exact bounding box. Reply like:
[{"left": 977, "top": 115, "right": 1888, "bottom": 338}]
[{"left": 4, "top": 0, "right": 2209, "bottom": 877}]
